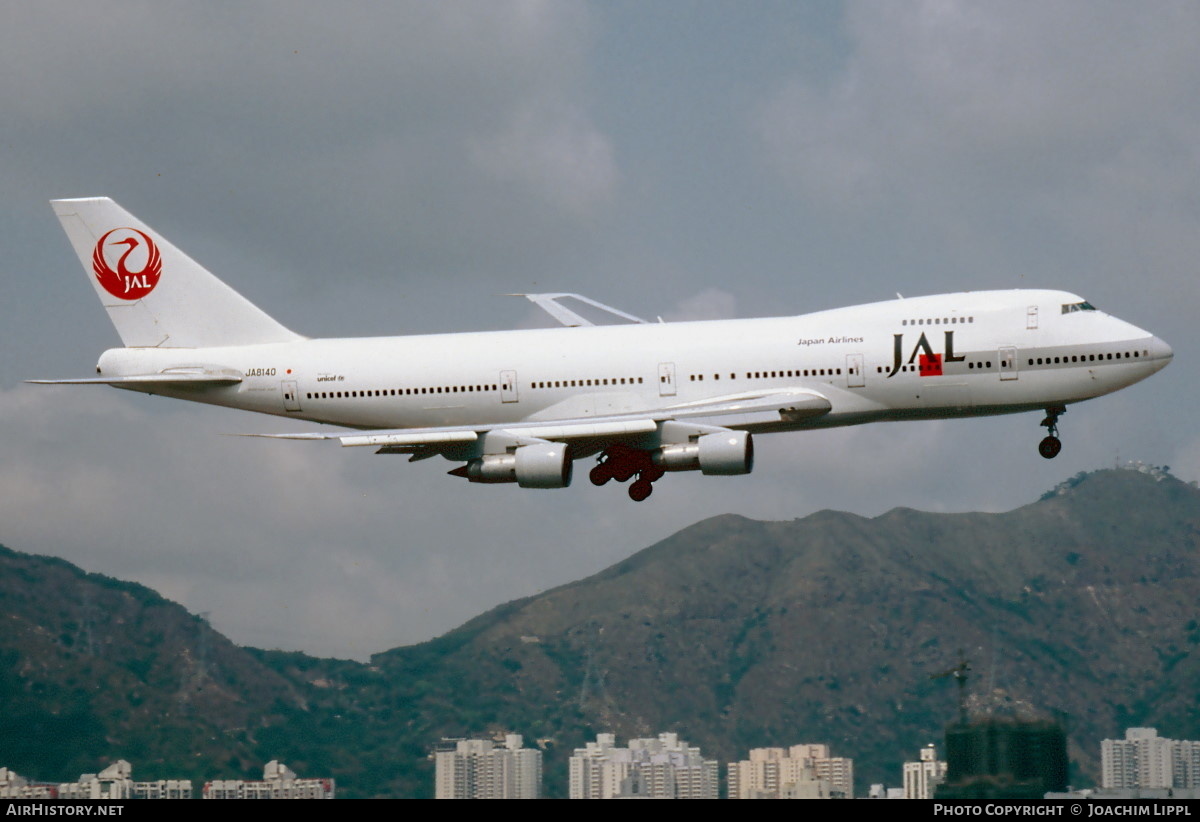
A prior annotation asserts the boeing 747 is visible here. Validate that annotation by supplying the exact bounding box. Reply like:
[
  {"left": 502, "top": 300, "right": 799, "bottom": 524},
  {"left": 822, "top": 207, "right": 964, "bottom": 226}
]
[{"left": 32, "top": 198, "right": 1173, "bottom": 501}]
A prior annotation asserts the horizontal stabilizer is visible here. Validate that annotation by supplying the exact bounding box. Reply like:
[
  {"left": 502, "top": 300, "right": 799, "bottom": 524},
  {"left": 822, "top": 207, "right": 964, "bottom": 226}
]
[{"left": 28, "top": 373, "right": 241, "bottom": 387}]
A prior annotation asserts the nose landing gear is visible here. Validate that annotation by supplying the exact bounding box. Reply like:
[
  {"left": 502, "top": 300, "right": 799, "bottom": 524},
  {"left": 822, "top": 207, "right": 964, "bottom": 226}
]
[
  {"left": 590, "top": 446, "right": 664, "bottom": 501},
  {"left": 1038, "top": 405, "right": 1065, "bottom": 459}
]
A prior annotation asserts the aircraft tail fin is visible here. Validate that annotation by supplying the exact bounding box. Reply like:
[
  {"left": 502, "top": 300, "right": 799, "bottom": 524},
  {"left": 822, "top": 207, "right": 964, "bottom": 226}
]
[{"left": 51, "top": 197, "right": 303, "bottom": 348}]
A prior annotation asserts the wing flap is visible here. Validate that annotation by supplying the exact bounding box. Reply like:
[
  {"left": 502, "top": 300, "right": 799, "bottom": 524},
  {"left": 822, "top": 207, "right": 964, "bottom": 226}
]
[
  {"left": 340, "top": 430, "right": 480, "bottom": 448},
  {"left": 664, "top": 390, "right": 831, "bottom": 420}
]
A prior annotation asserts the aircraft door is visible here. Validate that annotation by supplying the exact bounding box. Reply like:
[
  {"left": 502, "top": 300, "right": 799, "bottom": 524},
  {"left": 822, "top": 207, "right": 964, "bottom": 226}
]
[
  {"left": 1027, "top": 305, "right": 1039, "bottom": 330},
  {"left": 281, "top": 380, "right": 302, "bottom": 412},
  {"left": 657, "top": 362, "right": 677, "bottom": 397},
  {"left": 846, "top": 353, "right": 865, "bottom": 388},
  {"left": 500, "top": 370, "right": 519, "bottom": 403},
  {"left": 998, "top": 347, "right": 1018, "bottom": 381}
]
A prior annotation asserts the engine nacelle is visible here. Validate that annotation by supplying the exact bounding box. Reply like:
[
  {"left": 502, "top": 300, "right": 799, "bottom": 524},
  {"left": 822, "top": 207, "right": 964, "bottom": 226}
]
[
  {"left": 464, "top": 442, "right": 573, "bottom": 488},
  {"left": 515, "top": 442, "right": 573, "bottom": 488},
  {"left": 654, "top": 431, "right": 754, "bottom": 476}
]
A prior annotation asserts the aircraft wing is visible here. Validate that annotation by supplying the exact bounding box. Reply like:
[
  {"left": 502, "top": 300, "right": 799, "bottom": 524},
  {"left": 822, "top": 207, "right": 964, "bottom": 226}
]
[{"left": 244, "top": 389, "right": 831, "bottom": 452}]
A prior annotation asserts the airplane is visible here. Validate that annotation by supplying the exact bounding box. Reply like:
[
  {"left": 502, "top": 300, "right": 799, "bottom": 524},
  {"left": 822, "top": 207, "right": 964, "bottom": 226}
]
[{"left": 32, "top": 197, "right": 1173, "bottom": 502}]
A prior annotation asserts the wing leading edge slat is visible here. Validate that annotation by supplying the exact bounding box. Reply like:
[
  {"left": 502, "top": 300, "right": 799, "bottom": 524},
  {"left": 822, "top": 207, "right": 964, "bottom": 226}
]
[{"left": 244, "top": 389, "right": 831, "bottom": 449}]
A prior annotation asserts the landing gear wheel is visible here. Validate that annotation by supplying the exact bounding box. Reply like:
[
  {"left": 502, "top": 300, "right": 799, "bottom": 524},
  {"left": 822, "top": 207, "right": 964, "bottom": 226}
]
[
  {"left": 628, "top": 478, "right": 654, "bottom": 502},
  {"left": 590, "top": 463, "right": 613, "bottom": 486},
  {"left": 1038, "top": 435, "right": 1062, "bottom": 460},
  {"left": 1037, "top": 405, "right": 1065, "bottom": 460},
  {"left": 612, "top": 463, "right": 638, "bottom": 483}
]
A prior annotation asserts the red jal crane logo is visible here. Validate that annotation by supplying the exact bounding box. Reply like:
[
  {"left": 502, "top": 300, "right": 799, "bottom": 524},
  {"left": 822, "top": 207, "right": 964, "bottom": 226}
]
[{"left": 92, "top": 228, "right": 162, "bottom": 300}]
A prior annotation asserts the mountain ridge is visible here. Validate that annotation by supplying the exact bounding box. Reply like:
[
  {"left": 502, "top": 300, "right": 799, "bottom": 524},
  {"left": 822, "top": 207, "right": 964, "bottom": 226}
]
[{"left": 2, "top": 466, "right": 1197, "bottom": 797}]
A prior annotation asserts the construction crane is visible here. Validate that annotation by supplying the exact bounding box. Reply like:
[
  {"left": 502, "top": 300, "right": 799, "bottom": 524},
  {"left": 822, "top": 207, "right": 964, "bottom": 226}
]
[{"left": 930, "top": 651, "right": 971, "bottom": 725}]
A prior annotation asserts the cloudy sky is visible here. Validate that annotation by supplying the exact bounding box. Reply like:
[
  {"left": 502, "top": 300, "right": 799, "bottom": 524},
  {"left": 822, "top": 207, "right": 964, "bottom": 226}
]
[{"left": 2, "top": 1, "right": 1196, "bottom": 660}]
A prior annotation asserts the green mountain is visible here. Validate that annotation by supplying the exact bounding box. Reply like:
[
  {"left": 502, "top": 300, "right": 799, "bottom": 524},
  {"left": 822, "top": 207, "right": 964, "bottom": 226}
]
[
  {"left": 3, "top": 467, "right": 1199, "bottom": 797},
  {"left": 0, "top": 547, "right": 307, "bottom": 784}
]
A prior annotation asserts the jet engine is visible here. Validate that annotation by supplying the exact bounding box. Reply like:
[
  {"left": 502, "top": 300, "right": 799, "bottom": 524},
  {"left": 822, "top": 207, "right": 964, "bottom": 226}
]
[
  {"left": 462, "top": 442, "right": 573, "bottom": 488},
  {"left": 653, "top": 430, "right": 754, "bottom": 475}
]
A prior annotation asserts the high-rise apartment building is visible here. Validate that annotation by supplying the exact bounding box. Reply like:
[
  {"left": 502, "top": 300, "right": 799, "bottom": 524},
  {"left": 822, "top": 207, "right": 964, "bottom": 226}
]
[
  {"left": 903, "top": 743, "right": 948, "bottom": 799},
  {"left": 728, "top": 743, "right": 853, "bottom": 799},
  {"left": 1174, "top": 740, "right": 1200, "bottom": 789},
  {"left": 434, "top": 734, "right": 542, "bottom": 799},
  {"left": 203, "top": 760, "right": 333, "bottom": 799},
  {"left": 570, "top": 732, "right": 718, "bottom": 799},
  {"left": 0, "top": 768, "right": 56, "bottom": 799},
  {"left": 1102, "top": 728, "right": 1200, "bottom": 790},
  {"left": 3, "top": 760, "right": 325, "bottom": 799}
]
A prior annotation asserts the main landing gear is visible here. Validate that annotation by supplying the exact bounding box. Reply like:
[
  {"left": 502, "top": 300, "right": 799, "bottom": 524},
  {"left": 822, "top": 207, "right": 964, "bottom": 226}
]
[
  {"left": 1038, "top": 405, "right": 1066, "bottom": 459},
  {"left": 590, "top": 445, "right": 664, "bottom": 502}
]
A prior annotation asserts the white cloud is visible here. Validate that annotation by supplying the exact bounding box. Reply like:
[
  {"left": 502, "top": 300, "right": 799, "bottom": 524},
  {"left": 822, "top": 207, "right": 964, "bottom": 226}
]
[
  {"left": 756, "top": 0, "right": 1200, "bottom": 333},
  {"left": 0, "top": 385, "right": 694, "bottom": 658},
  {"left": 469, "top": 102, "right": 617, "bottom": 214},
  {"left": 2, "top": 1, "right": 614, "bottom": 291},
  {"left": 662, "top": 288, "right": 737, "bottom": 322},
  {"left": 756, "top": 0, "right": 1200, "bottom": 312},
  {"left": 761, "top": 1, "right": 1200, "bottom": 206}
]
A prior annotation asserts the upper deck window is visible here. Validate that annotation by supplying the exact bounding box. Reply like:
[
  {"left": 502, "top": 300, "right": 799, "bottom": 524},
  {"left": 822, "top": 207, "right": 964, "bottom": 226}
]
[{"left": 1062, "top": 301, "right": 1097, "bottom": 314}]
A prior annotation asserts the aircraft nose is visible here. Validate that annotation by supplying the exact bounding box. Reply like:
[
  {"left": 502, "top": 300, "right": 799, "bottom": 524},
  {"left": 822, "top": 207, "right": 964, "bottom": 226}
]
[{"left": 1149, "top": 335, "right": 1173, "bottom": 369}]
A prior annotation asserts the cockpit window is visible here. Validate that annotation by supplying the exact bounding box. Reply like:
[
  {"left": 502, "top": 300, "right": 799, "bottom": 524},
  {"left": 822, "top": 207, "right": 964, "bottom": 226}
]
[{"left": 1061, "top": 301, "right": 1097, "bottom": 314}]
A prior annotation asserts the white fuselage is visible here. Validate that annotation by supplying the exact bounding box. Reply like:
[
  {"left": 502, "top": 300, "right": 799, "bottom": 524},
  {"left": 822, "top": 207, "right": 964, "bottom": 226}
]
[{"left": 96, "top": 289, "right": 1171, "bottom": 437}]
